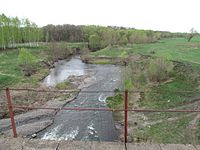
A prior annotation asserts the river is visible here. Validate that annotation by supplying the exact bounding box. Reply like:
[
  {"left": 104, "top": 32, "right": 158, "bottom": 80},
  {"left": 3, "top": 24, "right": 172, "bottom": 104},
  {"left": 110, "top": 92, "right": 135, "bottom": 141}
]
[{"left": 39, "top": 56, "right": 122, "bottom": 141}]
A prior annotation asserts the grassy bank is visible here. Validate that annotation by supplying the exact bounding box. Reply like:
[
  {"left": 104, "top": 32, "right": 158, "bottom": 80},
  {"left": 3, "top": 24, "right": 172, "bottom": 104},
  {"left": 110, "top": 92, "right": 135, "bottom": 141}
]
[
  {"left": 0, "top": 42, "right": 88, "bottom": 88},
  {"left": 97, "top": 37, "right": 200, "bottom": 143},
  {"left": 0, "top": 42, "right": 87, "bottom": 119},
  {"left": 90, "top": 37, "right": 200, "bottom": 64},
  {"left": 0, "top": 47, "right": 46, "bottom": 88}
]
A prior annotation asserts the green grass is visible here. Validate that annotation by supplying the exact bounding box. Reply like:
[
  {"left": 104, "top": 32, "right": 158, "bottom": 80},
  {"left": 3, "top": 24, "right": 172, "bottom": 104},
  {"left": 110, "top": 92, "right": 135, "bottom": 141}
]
[
  {"left": 91, "top": 46, "right": 128, "bottom": 57},
  {"left": 131, "top": 37, "right": 200, "bottom": 64},
  {"left": 56, "top": 42, "right": 88, "bottom": 49},
  {"left": 106, "top": 90, "right": 124, "bottom": 121},
  {"left": 141, "top": 77, "right": 198, "bottom": 109},
  {"left": 106, "top": 93, "right": 123, "bottom": 109},
  {"left": 0, "top": 49, "right": 34, "bottom": 88},
  {"left": 91, "top": 37, "right": 200, "bottom": 64},
  {"left": 90, "top": 59, "right": 112, "bottom": 64},
  {"left": 55, "top": 80, "right": 75, "bottom": 90},
  {"left": 0, "top": 42, "right": 84, "bottom": 88},
  {"left": 0, "top": 47, "right": 53, "bottom": 88},
  {"left": 134, "top": 116, "right": 191, "bottom": 143}
]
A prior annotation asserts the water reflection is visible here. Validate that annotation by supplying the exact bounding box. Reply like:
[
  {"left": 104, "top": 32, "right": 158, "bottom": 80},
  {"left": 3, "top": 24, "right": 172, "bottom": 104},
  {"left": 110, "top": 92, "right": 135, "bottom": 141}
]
[{"left": 43, "top": 57, "right": 87, "bottom": 86}]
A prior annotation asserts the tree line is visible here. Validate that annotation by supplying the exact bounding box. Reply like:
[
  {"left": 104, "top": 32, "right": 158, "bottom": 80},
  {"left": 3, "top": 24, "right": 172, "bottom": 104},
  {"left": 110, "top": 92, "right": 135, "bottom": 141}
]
[
  {"left": 0, "top": 14, "right": 43, "bottom": 49},
  {"left": 0, "top": 14, "right": 192, "bottom": 50},
  {"left": 42, "top": 24, "right": 191, "bottom": 50}
]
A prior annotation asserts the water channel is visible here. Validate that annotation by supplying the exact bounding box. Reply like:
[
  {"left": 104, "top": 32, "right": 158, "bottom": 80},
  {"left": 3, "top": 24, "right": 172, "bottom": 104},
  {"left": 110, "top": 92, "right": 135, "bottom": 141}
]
[{"left": 39, "top": 56, "right": 123, "bottom": 141}]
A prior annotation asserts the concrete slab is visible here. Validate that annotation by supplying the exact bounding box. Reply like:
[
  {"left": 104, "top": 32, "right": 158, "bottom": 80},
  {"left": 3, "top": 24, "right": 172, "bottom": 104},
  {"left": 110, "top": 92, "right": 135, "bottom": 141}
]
[
  {"left": 5, "top": 120, "right": 53, "bottom": 137},
  {"left": 0, "top": 137, "right": 6, "bottom": 145},
  {"left": 92, "top": 141, "right": 125, "bottom": 150},
  {"left": 58, "top": 141, "right": 125, "bottom": 150},
  {"left": 58, "top": 141, "right": 93, "bottom": 150},
  {"left": 126, "top": 143, "right": 161, "bottom": 150},
  {"left": 0, "top": 138, "right": 28, "bottom": 150},
  {"left": 160, "top": 144, "right": 196, "bottom": 150},
  {"left": 1, "top": 138, "right": 200, "bottom": 150},
  {"left": 23, "top": 139, "right": 59, "bottom": 150},
  {"left": 191, "top": 145, "right": 200, "bottom": 150}
]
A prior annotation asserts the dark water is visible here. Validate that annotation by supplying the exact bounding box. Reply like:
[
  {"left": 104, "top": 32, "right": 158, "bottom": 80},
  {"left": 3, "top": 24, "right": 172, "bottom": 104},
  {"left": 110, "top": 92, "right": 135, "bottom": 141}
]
[{"left": 39, "top": 57, "right": 122, "bottom": 141}]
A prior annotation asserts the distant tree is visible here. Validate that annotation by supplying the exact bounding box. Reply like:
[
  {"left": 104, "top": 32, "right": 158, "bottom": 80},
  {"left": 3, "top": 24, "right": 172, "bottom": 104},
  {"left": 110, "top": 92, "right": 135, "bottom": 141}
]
[
  {"left": 119, "top": 34, "right": 128, "bottom": 45},
  {"left": 0, "top": 14, "right": 5, "bottom": 49},
  {"left": 100, "top": 29, "right": 113, "bottom": 47},
  {"left": 0, "top": 14, "right": 42, "bottom": 49},
  {"left": 187, "top": 28, "right": 197, "bottom": 42}
]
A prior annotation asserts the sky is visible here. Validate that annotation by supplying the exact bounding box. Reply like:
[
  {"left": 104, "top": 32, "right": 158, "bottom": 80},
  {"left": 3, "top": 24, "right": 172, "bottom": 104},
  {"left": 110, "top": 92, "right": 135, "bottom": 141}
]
[{"left": 0, "top": 0, "right": 200, "bottom": 33}]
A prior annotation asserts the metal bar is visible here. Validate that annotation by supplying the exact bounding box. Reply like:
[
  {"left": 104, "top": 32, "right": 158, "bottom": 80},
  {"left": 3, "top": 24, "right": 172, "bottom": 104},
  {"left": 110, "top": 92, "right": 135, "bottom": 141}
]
[
  {"left": 1, "top": 104, "right": 200, "bottom": 113},
  {"left": 0, "top": 88, "right": 114, "bottom": 93},
  {"left": 0, "top": 88, "right": 199, "bottom": 93},
  {"left": 11, "top": 106, "right": 114, "bottom": 111},
  {"left": 124, "top": 90, "right": 128, "bottom": 143},
  {"left": 6, "top": 88, "right": 17, "bottom": 138}
]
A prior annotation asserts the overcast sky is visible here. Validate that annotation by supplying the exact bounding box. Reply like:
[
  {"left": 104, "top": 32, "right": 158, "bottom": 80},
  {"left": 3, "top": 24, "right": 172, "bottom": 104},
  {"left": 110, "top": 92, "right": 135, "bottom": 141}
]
[{"left": 0, "top": 0, "right": 200, "bottom": 32}]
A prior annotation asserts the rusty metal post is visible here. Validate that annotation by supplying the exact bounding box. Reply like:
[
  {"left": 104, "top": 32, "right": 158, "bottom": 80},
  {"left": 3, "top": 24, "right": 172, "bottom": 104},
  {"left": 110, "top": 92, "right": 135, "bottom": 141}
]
[
  {"left": 124, "top": 90, "right": 128, "bottom": 143},
  {"left": 6, "top": 88, "right": 17, "bottom": 138}
]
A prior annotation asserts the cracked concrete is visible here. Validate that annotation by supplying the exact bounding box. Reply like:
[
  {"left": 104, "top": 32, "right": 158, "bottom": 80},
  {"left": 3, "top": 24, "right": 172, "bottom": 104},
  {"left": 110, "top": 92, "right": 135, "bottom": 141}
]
[{"left": 0, "top": 138, "right": 199, "bottom": 150}]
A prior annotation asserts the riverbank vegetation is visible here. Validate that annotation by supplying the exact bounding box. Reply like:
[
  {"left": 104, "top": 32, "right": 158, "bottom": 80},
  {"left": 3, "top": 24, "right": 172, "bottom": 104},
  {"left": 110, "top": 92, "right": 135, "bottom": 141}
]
[
  {"left": 98, "top": 37, "right": 200, "bottom": 143},
  {"left": 0, "top": 42, "right": 85, "bottom": 119}
]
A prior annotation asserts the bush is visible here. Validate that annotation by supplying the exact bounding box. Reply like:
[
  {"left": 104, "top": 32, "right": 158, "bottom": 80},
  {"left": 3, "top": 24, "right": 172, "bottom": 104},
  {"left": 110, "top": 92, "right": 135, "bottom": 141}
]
[
  {"left": 106, "top": 93, "right": 123, "bottom": 109},
  {"left": 48, "top": 42, "right": 74, "bottom": 61},
  {"left": 18, "top": 48, "right": 37, "bottom": 76},
  {"left": 88, "top": 34, "right": 101, "bottom": 50},
  {"left": 147, "top": 58, "right": 174, "bottom": 83},
  {"left": 55, "top": 81, "right": 74, "bottom": 90}
]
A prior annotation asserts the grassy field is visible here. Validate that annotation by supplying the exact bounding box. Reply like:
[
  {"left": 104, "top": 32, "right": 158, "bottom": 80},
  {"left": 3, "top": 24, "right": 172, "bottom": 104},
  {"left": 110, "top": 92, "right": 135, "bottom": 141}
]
[
  {"left": 92, "top": 37, "right": 200, "bottom": 144},
  {"left": 0, "top": 47, "right": 46, "bottom": 88},
  {"left": 91, "top": 37, "right": 200, "bottom": 64}
]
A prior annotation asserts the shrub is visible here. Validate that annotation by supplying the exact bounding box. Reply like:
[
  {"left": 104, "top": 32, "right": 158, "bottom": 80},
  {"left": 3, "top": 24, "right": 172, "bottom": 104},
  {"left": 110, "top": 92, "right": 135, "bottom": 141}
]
[
  {"left": 18, "top": 48, "right": 37, "bottom": 76},
  {"left": 88, "top": 34, "right": 101, "bottom": 50},
  {"left": 55, "top": 81, "right": 74, "bottom": 90},
  {"left": 147, "top": 58, "right": 174, "bottom": 83},
  {"left": 48, "top": 42, "right": 73, "bottom": 61},
  {"left": 106, "top": 93, "right": 123, "bottom": 109}
]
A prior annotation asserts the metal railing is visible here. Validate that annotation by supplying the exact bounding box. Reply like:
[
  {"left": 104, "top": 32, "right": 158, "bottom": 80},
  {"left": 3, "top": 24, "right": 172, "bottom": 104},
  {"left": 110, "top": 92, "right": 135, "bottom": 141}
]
[{"left": 1, "top": 88, "right": 200, "bottom": 143}]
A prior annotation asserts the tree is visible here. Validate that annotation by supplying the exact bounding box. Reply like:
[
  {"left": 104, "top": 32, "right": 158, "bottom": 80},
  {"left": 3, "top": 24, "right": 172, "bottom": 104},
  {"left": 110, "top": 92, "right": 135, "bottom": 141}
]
[
  {"left": 119, "top": 34, "right": 128, "bottom": 45},
  {"left": 0, "top": 14, "right": 42, "bottom": 49},
  {"left": 88, "top": 34, "right": 101, "bottom": 50},
  {"left": 100, "top": 29, "right": 113, "bottom": 47},
  {"left": 0, "top": 14, "right": 5, "bottom": 49},
  {"left": 187, "top": 28, "right": 197, "bottom": 42}
]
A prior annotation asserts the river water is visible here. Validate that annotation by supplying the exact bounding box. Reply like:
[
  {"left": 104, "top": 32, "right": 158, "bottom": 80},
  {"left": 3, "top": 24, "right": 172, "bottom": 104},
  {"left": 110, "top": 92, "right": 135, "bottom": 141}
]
[{"left": 39, "top": 56, "right": 122, "bottom": 141}]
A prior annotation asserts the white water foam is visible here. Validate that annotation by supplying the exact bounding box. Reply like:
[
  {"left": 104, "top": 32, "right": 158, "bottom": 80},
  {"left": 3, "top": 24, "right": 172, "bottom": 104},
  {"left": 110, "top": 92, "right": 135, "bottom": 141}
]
[
  {"left": 41, "top": 124, "right": 62, "bottom": 140},
  {"left": 41, "top": 124, "right": 79, "bottom": 141},
  {"left": 98, "top": 93, "right": 107, "bottom": 103},
  {"left": 58, "top": 126, "right": 79, "bottom": 141},
  {"left": 87, "top": 122, "right": 97, "bottom": 136}
]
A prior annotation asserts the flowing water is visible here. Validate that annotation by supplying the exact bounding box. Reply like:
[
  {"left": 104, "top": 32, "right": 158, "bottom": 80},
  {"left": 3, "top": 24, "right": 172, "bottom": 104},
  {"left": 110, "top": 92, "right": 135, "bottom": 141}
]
[{"left": 39, "top": 56, "right": 122, "bottom": 141}]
